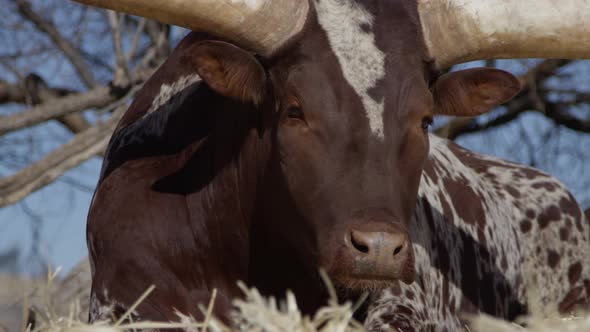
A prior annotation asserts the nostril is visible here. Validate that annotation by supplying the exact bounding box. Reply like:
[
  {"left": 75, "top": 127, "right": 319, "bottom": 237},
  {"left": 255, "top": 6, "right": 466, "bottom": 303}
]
[
  {"left": 393, "top": 244, "right": 403, "bottom": 256},
  {"left": 350, "top": 231, "right": 369, "bottom": 254}
]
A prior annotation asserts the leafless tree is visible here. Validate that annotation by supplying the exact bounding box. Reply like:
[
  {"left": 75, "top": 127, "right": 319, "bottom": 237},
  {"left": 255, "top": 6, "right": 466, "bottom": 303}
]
[
  {"left": 0, "top": 0, "right": 178, "bottom": 208},
  {"left": 436, "top": 60, "right": 590, "bottom": 139}
]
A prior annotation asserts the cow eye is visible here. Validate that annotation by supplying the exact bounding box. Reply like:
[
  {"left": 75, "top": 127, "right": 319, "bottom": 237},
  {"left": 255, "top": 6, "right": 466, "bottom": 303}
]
[
  {"left": 421, "top": 116, "right": 433, "bottom": 131},
  {"left": 287, "top": 106, "right": 304, "bottom": 120}
]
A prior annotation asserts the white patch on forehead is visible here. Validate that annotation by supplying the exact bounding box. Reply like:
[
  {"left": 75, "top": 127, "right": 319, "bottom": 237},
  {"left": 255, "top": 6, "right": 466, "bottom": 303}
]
[
  {"left": 230, "top": 0, "right": 266, "bottom": 10},
  {"left": 145, "top": 74, "right": 201, "bottom": 116},
  {"left": 314, "top": 0, "right": 386, "bottom": 138}
]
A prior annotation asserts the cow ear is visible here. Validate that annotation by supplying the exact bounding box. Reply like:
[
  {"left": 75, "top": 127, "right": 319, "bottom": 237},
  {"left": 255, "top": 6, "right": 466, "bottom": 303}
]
[
  {"left": 182, "top": 40, "right": 267, "bottom": 105},
  {"left": 433, "top": 68, "right": 521, "bottom": 116}
]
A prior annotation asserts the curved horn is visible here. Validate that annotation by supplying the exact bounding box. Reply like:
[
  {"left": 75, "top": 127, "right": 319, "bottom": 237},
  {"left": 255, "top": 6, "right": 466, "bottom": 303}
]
[
  {"left": 419, "top": 0, "right": 590, "bottom": 69},
  {"left": 73, "top": 0, "right": 309, "bottom": 57}
]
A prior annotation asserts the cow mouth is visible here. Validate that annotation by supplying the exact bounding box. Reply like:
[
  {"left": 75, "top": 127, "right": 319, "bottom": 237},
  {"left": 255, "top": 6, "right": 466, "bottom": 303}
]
[
  {"left": 324, "top": 249, "right": 416, "bottom": 294},
  {"left": 327, "top": 276, "right": 395, "bottom": 314},
  {"left": 330, "top": 275, "right": 397, "bottom": 293}
]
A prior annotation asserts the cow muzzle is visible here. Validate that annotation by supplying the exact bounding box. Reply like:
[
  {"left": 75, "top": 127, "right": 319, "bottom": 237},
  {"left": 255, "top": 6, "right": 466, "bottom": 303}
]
[{"left": 337, "top": 221, "right": 415, "bottom": 286}]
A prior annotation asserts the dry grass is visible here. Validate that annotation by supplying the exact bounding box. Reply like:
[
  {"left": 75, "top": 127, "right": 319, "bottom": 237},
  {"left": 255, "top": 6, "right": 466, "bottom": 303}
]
[
  {"left": 469, "top": 314, "right": 590, "bottom": 332},
  {"left": 22, "top": 269, "right": 366, "bottom": 332},
  {"left": 18, "top": 267, "right": 590, "bottom": 332}
]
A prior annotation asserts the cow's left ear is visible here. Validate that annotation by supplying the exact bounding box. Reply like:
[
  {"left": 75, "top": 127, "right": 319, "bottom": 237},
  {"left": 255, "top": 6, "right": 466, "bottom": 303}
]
[
  {"left": 182, "top": 40, "right": 267, "bottom": 105},
  {"left": 433, "top": 68, "right": 521, "bottom": 116}
]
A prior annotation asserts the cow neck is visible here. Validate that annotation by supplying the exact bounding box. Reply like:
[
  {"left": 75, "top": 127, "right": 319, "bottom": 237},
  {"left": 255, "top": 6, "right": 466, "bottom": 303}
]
[{"left": 171, "top": 91, "right": 267, "bottom": 300}]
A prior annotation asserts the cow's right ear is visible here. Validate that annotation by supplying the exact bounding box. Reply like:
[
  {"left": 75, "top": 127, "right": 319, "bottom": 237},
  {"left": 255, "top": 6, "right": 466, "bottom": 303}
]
[
  {"left": 182, "top": 40, "right": 267, "bottom": 105},
  {"left": 433, "top": 68, "right": 521, "bottom": 117}
]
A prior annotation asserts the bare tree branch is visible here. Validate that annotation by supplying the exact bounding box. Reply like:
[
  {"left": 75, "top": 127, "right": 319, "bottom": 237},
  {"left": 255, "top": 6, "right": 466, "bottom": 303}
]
[
  {"left": 545, "top": 102, "right": 590, "bottom": 132},
  {"left": 0, "top": 85, "right": 121, "bottom": 135},
  {"left": 520, "top": 59, "right": 572, "bottom": 84},
  {"left": 437, "top": 94, "right": 590, "bottom": 139},
  {"left": 14, "top": 0, "right": 99, "bottom": 88},
  {"left": 0, "top": 74, "right": 74, "bottom": 105},
  {"left": 0, "top": 45, "right": 53, "bottom": 61},
  {"left": 0, "top": 72, "right": 95, "bottom": 135},
  {"left": 12, "top": 0, "right": 106, "bottom": 136},
  {"left": 107, "top": 11, "right": 129, "bottom": 85},
  {"left": 435, "top": 60, "right": 579, "bottom": 139},
  {"left": 0, "top": 67, "right": 151, "bottom": 136},
  {"left": 0, "top": 105, "right": 126, "bottom": 208},
  {"left": 126, "top": 18, "right": 147, "bottom": 63}
]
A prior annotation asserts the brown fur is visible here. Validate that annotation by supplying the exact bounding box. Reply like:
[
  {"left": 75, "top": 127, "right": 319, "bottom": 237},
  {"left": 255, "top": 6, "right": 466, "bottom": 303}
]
[{"left": 88, "top": 1, "right": 535, "bottom": 328}]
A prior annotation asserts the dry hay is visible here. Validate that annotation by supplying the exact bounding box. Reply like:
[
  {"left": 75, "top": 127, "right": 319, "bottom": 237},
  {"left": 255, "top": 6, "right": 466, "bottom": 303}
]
[
  {"left": 469, "top": 314, "right": 590, "bottom": 332},
  {"left": 22, "top": 269, "right": 366, "bottom": 332},
  {"left": 17, "top": 267, "right": 590, "bottom": 332}
]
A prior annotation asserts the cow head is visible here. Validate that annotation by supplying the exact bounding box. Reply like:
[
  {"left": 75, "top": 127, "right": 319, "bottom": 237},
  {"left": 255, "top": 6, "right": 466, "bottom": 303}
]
[
  {"left": 80, "top": 0, "right": 589, "bottom": 304},
  {"left": 176, "top": 4, "right": 520, "bottom": 293}
]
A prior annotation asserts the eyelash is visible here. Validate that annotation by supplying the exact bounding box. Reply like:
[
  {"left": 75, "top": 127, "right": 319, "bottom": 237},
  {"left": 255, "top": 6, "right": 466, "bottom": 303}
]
[
  {"left": 421, "top": 117, "right": 433, "bottom": 130},
  {"left": 287, "top": 106, "right": 304, "bottom": 120}
]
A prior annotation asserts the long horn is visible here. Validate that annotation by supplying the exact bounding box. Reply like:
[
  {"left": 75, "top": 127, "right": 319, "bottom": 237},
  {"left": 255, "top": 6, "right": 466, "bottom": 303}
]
[
  {"left": 419, "top": 0, "right": 590, "bottom": 69},
  {"left": 73, "top": 0, "right": 309, "bottom": 57}
]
